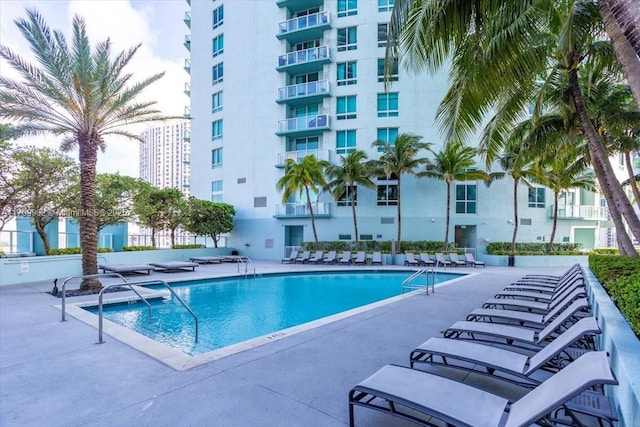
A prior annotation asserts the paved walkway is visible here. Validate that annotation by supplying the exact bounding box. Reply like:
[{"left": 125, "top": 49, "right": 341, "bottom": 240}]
[{"left": 0, "top": 262, "right": 569, "bottom": 426}]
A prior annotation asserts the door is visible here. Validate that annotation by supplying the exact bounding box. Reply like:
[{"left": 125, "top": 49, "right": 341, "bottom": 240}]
[
  {"left": 284, "top": 225, "right": 304, "bottom": 257},
  {"left": 454, "top": 225, "right": 477, "bottom": 250}
]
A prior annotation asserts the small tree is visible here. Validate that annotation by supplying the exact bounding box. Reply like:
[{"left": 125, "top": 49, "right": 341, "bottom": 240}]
[
  {"left": 183, "top": 198, "right": 235, "bottom": 248},
  {"left": 134, "top": 187, "right": 184, "bottom": 247}
]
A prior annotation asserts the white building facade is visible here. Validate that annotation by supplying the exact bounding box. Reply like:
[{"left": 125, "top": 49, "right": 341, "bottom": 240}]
[{"left": 185, "top": 0, "right": 611, "bottom": 259}]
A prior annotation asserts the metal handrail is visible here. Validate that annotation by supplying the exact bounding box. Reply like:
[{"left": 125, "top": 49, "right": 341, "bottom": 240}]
[
  {"left": 98, "top": 279, "right": 198, "bottom": 344},
  {"left": 61, "top": 273, "right": 129, "bottom": 321},
  {"left": 402, "top": 268, "right": 437, "bottom": 295},
  {"left": 236, "top": 256, "right": 256, "bottom": 277}
]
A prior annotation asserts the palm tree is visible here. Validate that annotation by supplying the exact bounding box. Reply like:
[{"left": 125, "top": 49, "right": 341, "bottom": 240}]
[
  {"left": 325, "top": 150, "right": 377, "bottom": 251},
  {"left": 275, "top": 155, "right": 329, "bottom": 250},
  {"left": 371, "top": 133, "right": 432, "bottom": 251},
  {"left": 0, "top": 9, "right": 170, "bottom": 290},
  {"left": 421, "top": 141, "right": 489, "bottom": 251}
]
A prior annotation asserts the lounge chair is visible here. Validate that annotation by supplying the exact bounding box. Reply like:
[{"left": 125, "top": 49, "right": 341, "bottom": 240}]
[
  {"left": 281, "top": 249, "right": 298, "bottom": 264},
  {"left": 323, "top": 250, "right": 337, "bottom": 264},
  {"left": 371, "top": 252, "right": 382, "bottom": 265},
  {"left": 295, "top": 250, "right": 310, "bottom": 264},
  {"left": 482, "top": 286, "right": 587, "bottom": 315},
  {"left": 353, "top": 251, "right": 367, "bottom": 265},
  {"left": 99, "top": 263, "right": 154, "bottom": 275},
  {"left": 464, "top": 252, "right": 485, "bottom": 268},
  {"left": 410, "top": 317, "right": 601, "bottom": 387},
  {"left": 338, "top": 251, "right": 352, "bottom": 265},
  {"left": 349, "top": 351, "right": 617, "bottom": 427},
  {"left": 308, "top": 250, "right": 324, "bottom": 263},
  {"left": 148, "top": 261, "right": 199, "bottom": 272},
  {"left": 517, "top": 264, "right": 583, "bottom": 285},
  {"left": 435, "top": 253, "right": 451, "bottom": 268},
  {"left": 494, "top": 275, "right": 585, "bottom": 302},
  {"left": 189, "top": 256, "right": 224, "bottom": 264},
  {"left": 403, "top": 253, "right": 419, "bottom": 266},
  {"left": 418, "top": 253, "right": 435, "bottom": 266},
  {"left": 448, "top": 253, "right": 465, "bottom": 267}
]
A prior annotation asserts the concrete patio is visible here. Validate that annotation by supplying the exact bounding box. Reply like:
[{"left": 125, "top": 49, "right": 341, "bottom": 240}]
[{"left": 0, "top": 262, "right": 599, "bottom": 426}]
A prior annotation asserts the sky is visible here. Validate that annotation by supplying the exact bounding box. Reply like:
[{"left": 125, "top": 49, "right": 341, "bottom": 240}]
[{"left": 0, "top": 0, "right": 189, "bottom": 177}]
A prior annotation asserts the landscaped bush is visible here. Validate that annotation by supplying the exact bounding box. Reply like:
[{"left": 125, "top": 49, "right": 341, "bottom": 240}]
[
  {"left": 122, "top": 245, "right": 156, "bottom": 252},
  {"left": 591, "top": 248, "right": 621, "bottom": 255},
  {"left": 299, "top": 240, "right": 451, "bottom": 253},
  {"left": 172, "top": 244, "right": 205, "bottom": 249},
  {"left": 47, "top": 247, "right": 113, "bottom": 255},
  {"left": 486, "top": 242, "right": 583, "bottom": 255},
  {"left": 589, "top": 254, "right": 640, "bottom": 337}
]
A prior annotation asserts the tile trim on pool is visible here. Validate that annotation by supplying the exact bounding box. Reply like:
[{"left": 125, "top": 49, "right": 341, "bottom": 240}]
[{"left": 57, "top": 270, "right": 475, "bottom": 371}]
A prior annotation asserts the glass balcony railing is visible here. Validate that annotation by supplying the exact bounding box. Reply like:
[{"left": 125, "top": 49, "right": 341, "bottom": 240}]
[
  {"left": 277, "top": 80, "right": 330, "bottom": 103},
  {"left": 549, "top": 204, "right": 609, "bottom": 220},
  {"left": 274, "top": 202, "right": 331, "bottom": 218},
  {"left": 278, "top": 11, "right": 329, "bottom": 35},
  {"left": 184, "top": 35, "right": 191, "bottom": 51},
  {"left": 277, "top": 114, "right": 330, "bottom": 134},
  {"left": 184, "top": 82, "right": 190, "bottom": 96},
  {"left": 277, "top": 46, "right": 330, "bottom": 69},
  {"left": 184, "top": 58, "right": 191, "bottom": 73},
  {"left": 276, "top": 148, "right": 331, "bottom": 167},
  {"left": 184, "top": 11, "right": 191, "bottom": 28}
]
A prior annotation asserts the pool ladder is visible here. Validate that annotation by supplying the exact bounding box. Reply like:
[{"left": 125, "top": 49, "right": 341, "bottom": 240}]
[
  {"left": 60, "top": 274, "right": 198, "bottom": 344},
  {"left": 237, "top": 256, "right": 256, "bottom": 277},
  {"left": 402, "top": 268, "right": 436, "bottom": 295}
]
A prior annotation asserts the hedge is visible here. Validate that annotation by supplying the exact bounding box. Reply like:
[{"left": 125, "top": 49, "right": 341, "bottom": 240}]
[
  {"left": 122, "top": 245, "right": 156, "bottom": 252},
  {"left": 299, "top": 240, "right": 455, "bottom": 253},
  {"left": 486, "top": 242, "right": 582, "bottom": 255},
  {"left": 47, "top": 247, "right": 114, "bottom": 255},
  {"left": 172, "top": 244, "right": 205, "bottom": 249}
]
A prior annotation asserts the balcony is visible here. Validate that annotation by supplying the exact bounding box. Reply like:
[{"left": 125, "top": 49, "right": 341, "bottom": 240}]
[
  {"left": 183, "top": 106, "right": 191, "bottom": 118},
  {"left": 549, "top": 205, "right": 609, "bottom": 220},
  {"left": 276, "top": 46, "right": 330, "bottom": 74},
  {"left": 184, "top": 11, "right": 191, "bottom": 28},
  {"left": 276, "top": 80, "right": 330, "bottom": 106},
  {"left": 184, "top": 82, "right": 190, "bottom": 96},
  {"left": 184, "top": 35, "right": 191, "bottom": 51},
  {"left": 184, "top": 58, "right": 190, "bottom": 74},
  {"left": 277, "top": 11, "right": 330, "bottom": 44},
  {"left": 276, "top": 114, "right": 330, "bottom": 137},
  {"left": 274, "top": 202, "right": 331, "bottom": 219},
  {"left": 183, "top": 132, "right": 191, "bottom": 142},
  {"left": 276, "top": 0, "right": 323, "bottom": 13},
  {"left": 276, "top": 148, "right": 331, "bottom": 168}
]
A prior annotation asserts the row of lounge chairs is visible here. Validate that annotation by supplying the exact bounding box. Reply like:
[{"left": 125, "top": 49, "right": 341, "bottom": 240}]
[
  {"left": 348, "top": 264, "right": 619, "bottom": 426},
  {"left": 404, "top": 252, "right": 485, "bottom": 268},
  {"left": 282, "top": 250, "right": 383, "bottom": 265}
]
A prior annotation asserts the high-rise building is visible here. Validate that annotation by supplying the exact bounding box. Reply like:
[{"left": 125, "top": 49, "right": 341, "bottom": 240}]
[
  {"left": 139, "top": 120, "right": 191, "bottom": 196},
  {"left": 185, "top": 0, "right": 611, "bottom": 259}
]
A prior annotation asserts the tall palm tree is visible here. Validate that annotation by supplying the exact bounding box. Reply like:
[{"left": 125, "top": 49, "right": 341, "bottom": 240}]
[
  {"left": 420, "top": 141, "right": 489, "bottom": 251},
  {"left": 371, "top": 133, "right": 432, "bottom": 251},
  {"left": 324, "top": 150, "right": 376, "bottom": 251},
  {"left": 0, "top": 9, "right": 170, "bottom": 290},
  {"left": 275, "top": 155, "right": 329, "bottom": 250}
]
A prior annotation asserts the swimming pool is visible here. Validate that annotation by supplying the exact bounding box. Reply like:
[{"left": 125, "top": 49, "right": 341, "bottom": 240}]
[{"left": 85, "top": 271, "right": 462, "bottom": 357}]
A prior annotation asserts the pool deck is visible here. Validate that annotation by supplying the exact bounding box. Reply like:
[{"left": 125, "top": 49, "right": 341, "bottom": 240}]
[{"left": 1, "top": 262, "right": 576, "bottom": 426}]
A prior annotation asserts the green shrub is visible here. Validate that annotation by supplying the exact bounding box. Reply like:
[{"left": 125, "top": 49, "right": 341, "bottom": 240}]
[
  {"left": 122, "top": 245, "right": 156, "bottom": 252},
  {"left": 172, "top": 244, "right": 205, "bottom": 249},
  {"left": 486, "top": 242, "right": 582, "bottom": 255},
  {"left": 0, "top": 251, "right": 5, "bottom": 257},
  {"left": 46, "top": 247, "right": 113, "bottom": 255},
  {"left": 591, "top": 248, "right": 620, "bottom": 255},
  {"left": 299, "top": 240, "right": 453, "bottom": 253}
]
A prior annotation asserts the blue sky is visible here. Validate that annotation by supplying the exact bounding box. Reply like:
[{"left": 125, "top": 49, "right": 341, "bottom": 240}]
[{"left": 0, "top": 0, "right": 189, "bottom": 176}]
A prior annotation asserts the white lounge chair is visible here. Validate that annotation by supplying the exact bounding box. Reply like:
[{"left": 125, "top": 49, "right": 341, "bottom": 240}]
[
  {"left": 282, "top": 249, "right": 298, "bottom": 264},
  {"left": 435, "top": 253, "right": 451, "bottom": 268},
  {"left": 403, "top": 253, "right": 419, "bottom": 266},
  {"left": 353, "top": 251, "right": 367, "bottom": 265},
  {"left": 295, "top": 250, "right": 311, "bottom": 264},
  {"left": 338, "top": 251, "right": 352, "bottom": 265},
  {"left": 419, "top": 253, "right": 435, "bottom": 266},
  {"left": 464, "top": 252, "right": 485, "bottom": 268},
  {"left": 371, "top": 252, "right": 382, "bottom": 265},
  {"left": 448, "top": 253, "right": 466, "bottom": 267},
  {"left": 323, "top": 250, "right": 337, "bottom": 264},
  {"left": 308, "top": 250, "right": 324, "bottom": 263}
]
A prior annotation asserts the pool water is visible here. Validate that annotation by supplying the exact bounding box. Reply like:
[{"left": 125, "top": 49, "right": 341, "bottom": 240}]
[{"left": 86, "top": 271, "right": 461, "bottom": 355}]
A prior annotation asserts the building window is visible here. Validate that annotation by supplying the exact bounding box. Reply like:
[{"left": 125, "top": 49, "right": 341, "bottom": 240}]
[
  {"left": 211, "top": 148, "right": 223, "bottom": 168},
  {"left": 337, "top": 96, "right": 357, "bottom": 120},
  {"left": 377, "top": 23, "right": 389, "bottom": 47},
  {"left": 337, "top": 186, "right": 357, "bottom": 206},
  {"left": 337, "top": 0, "right": 357, "bottom": 17},
  {"left": 212, "top": 62, "right": 223, "bottom": 85},
  {"left": 377, "top": 92, "right": 398, "bottom": 117},
  {"left": 336, "top": 130, "right": 356, "bottom": 154},
  {"left": 212, "top": 5, "right": 223, "bottom": 29},
  {"left": 377, "top": 58, "right": 398, "bottom": 82},
  {"left": 211, "top": 119, "right": 223, "bottom": 141},
  {"left": 212, "top": 34, "right": 224, "bottom": 57},
  {"left": 212, "top": 91, "right": 223, "bottom": 113},
  {"left": 377, "top": 175, "right": 398, "bottom": 206},
  {"left": 289, "top": 136, "right": 319, "bottom": 152},
  {"left": 337, "top": 61, "right": 357, "bottom": 86},
  {"left": 528, "top": 187, "right": 545, "bottom": 208},
  {"left": 337, "top": 27, "right": 357, "bottom": 51},
  {"left": 211, "top": 180, "right": 223, "bottom": 202},
  {"left": 376, "top": 127, "right": 398, "bottom": 151},
  {"left": 456, "top": 184, "right": 477, "bottom": 214},
  {"left": 378, "top": 0, "right": 395, "bottom": 12}
]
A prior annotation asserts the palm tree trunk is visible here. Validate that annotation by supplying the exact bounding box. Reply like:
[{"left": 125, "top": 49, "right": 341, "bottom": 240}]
[
  {"left": 625, "top": 151, "right": 640, "bottom": 207},
  {"left": 396, "top": 176, "right": 402, "bottom": 252},
  {"left": 444, "top": 182, "right": 451, "bottom": 251},
  {"left": 568, "top": 68, "right": 640, "bottom": 256},
  {"left": 547, "top": 192, "right": 559, "bottom": 253},
  {"left": 598, "top": 0, "right": 640, "bottom": 110},
  {"left": 78, "top": 140, "right": 100, "bottom": 291},
  {"left": 350, "top": 185, "right": 359, "bottom": 250},
  {"left": 511, "top": 179, "right": 519, "bottom": 253},
  {"left": 606, "top": 0, "right": 640, "bottom": 55},
  {"left": 305, "top": 187, "right": 319, "bottom": 249}
]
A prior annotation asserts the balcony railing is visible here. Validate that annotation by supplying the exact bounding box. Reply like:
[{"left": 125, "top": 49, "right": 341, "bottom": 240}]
[
  {"left": 277, "top": 114, "right": 330, "bottom": 135},
  {"left": 278, "top": 11, "right": 329, "bottom": 35},
  {"left": 549, "top": 204, "right": 609, "bottom": 220},
  {"left": 277, "top": 46, "right": 330, "bottom": 69},
  {"left": 184, "top": 82, "right": 190, "bottom": 96},
  {"left": 184, "top": 35, "right": 191, "bottom": 51},
  {"left": 277, "top": 80, "right": 330, "bottom": 103},
  {"left": 184, "top": 58, "right": 191, "bottom": 73},
  {"left": 276, "top": 148, "right": 331, "bottom": 167},
  {"left": 183, "top": 106, "right": 191, "bottom": 118},
  {"left": 184, "top": 11, "right": 191, "bottom": 28},
  {"left": 274, "top": 202, "right": 331, "bottom": 218}
]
